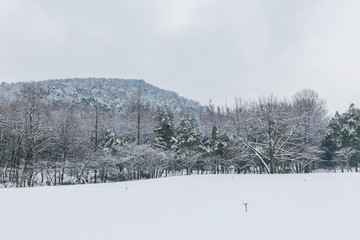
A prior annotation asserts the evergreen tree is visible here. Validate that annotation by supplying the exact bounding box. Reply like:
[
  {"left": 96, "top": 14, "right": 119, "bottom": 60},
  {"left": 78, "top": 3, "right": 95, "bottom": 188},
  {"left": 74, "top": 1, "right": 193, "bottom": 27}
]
[
  {"left": 202, "top": 126, "right": 228, "bottom": 173},
  {"left": 153, "top": 108, "right": 174, "bottom": 150},
  {"left": 325, "top": 104, "right": 360, "bottom": 171},
  {"left": 204, "top": 126, "right": 226, "bottom": 157},
  {"left": 172, "top": 113, "right": 202, "bottom": 175},
  {"left": 172, "top": 113, "right": 201, "bottom": 152}
]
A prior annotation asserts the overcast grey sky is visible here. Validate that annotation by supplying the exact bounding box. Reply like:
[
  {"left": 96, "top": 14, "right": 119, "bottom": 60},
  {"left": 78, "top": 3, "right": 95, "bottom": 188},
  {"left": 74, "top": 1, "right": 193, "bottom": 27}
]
[{"left": 1, "top": 0, "right": 360, "bottom": 113}]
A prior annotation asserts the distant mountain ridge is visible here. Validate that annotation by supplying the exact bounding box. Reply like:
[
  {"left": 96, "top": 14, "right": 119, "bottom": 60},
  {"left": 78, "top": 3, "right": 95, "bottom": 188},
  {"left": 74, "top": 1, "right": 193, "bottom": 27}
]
[{"left": 0, "top": 78, "right": 203, "bottom": 113}]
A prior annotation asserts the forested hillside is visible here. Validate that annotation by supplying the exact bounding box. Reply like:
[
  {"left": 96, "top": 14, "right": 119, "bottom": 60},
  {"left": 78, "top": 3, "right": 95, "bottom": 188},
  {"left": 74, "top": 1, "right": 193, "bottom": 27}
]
[
  {"left": 0, "top": 78, "right": 202, "bottom": 113},
  {"left": 0, "top": 79, "right": 358, "bottom": 188}
]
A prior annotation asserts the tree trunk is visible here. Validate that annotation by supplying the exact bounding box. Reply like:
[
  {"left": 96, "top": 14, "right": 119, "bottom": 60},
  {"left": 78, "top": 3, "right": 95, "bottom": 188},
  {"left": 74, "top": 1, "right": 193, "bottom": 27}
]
[
  {"left": 20, "top": 157, "right": 30, "bottom": 187},
  {"left": 137, "top": 113, "right": 140, "bottom": 145},
  {"left": 94, "top": 170, "right": 97, "bottom": 183}
]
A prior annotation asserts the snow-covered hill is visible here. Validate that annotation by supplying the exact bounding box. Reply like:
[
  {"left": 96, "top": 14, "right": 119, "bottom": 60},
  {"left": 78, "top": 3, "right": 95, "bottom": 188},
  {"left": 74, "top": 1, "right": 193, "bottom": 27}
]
[
  {"left": 0, "top": 78, "right": 203, "bottom": 113},
  {"left": 2, "top": 173, "right": 360, "bottom": 240}
]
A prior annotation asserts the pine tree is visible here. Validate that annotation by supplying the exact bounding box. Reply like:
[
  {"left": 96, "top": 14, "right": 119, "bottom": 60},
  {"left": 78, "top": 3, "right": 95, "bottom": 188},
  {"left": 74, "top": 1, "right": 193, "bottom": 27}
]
[
  {"left": 202, "top": 126, "right": 227, "bottom": 173},
  {"left": 171, "top": 113, "right": 202, "bottom": 175},
  {"left": 326, "top": 104, "right": 360, "bottom": 171},
  {"left": 153, "top": 108, "right": 174, "bottom": 150},
  {"left": 172, "top": 113, "right": 201, "bottom": 152},
  {"left": 204, "top": 126, "right": 226, "bottom": 157}
]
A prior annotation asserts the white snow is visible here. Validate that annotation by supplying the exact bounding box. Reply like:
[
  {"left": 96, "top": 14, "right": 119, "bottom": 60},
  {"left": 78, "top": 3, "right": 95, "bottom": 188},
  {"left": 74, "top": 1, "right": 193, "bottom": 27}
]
[{"left": 1, "top": 173, "right": 360, "bottom": 240}]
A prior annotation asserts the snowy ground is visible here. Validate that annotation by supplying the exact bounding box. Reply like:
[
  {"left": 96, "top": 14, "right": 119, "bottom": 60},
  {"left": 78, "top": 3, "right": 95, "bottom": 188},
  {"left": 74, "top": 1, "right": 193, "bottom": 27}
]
[{"left": 1, "top": 173, "right": 360, "bottom": 240}]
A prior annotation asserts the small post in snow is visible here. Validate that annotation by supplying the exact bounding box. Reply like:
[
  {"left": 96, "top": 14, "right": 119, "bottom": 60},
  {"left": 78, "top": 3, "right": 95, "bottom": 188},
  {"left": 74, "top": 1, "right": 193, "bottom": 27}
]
[{"left": 243, "top": 203, "right": 248, "bottom": 213}]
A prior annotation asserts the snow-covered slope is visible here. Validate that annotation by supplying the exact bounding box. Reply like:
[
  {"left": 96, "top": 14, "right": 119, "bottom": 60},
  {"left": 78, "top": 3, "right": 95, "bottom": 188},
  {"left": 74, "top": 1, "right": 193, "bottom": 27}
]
[
  {"left": 0, "top": 78, "right": 203, "bottom": 113},
  {"left": 1, "top": 173, "right": 359, "bottom": 240}
]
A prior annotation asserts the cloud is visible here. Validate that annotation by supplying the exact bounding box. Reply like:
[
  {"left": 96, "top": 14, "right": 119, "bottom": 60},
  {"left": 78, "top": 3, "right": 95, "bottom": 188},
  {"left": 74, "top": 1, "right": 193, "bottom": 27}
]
[{"left": 0, "top": 0, "right": 359, "bottom": 113}]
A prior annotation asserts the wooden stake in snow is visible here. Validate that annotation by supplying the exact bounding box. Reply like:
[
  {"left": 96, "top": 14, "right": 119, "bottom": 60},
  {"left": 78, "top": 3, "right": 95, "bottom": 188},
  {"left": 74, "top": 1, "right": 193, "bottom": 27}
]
[{"left": 243, "top": 203, "right": 248, "bottom": 213}]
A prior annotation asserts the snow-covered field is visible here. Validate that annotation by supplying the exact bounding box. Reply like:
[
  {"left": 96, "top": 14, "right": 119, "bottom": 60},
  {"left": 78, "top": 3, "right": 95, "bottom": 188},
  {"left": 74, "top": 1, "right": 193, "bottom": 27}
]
[{"left": 1, "top": 173, "right": 360, "bottom": 240}]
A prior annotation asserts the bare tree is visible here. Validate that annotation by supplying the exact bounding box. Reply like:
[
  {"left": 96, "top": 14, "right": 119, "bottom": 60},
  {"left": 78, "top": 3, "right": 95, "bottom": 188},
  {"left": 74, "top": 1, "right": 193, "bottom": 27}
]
[
  {"left": 17, "top": 84, "right": 51, "bottom": 187},
  {"left": 291, "top": 89, "right": 328, "bottom": 173},
  {"left": 227, "top": 96, "right": 302, "bottom": 174},
  {"left": 129, "top": 87, "right": 155, "bottom": 145}
]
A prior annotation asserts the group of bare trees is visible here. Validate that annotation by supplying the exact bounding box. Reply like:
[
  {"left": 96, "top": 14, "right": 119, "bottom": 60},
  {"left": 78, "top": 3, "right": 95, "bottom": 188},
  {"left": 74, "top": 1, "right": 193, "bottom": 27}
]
[
  {"left": 0, "top": 84, "right": 336, "bottom": 188},
  {"left": 225, "top": 89, "right": 329, "bottom": 174},
  {"left": 0, "top": 85, "right": 91, "bottom": 187}
]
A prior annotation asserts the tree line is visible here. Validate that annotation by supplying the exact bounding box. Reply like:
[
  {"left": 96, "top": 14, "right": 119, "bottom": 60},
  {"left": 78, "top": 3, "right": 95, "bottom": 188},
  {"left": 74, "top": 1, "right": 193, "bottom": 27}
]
[{"left": 0, "top": 84, "right": 357, "bottom": 187}]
